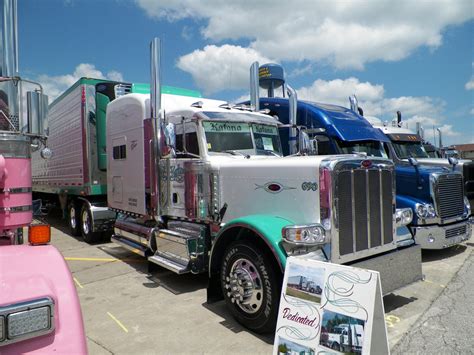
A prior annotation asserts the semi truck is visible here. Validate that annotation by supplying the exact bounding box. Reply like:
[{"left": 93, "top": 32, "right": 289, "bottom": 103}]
[
  {"left": 0, "top": 0, "right": 86, "bottom": 352},
  {"left": 31, "top": 77, "right": 201, "bottom": 242},
  {"left": 106, "top": 39, "right": 422, "bottom": 333},
  {"left": 243, "top": 63, "right": 471, "bottom": 250},
  {"left": 287, "top": 276, "right": 321, "bottom": 294},
  {"left": 321, "top": 323, "right": 364, "bottom": 353}
]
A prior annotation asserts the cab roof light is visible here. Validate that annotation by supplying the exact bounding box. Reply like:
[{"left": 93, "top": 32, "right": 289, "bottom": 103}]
[{"left": 28, "top": 224, "right": 51, "bottom": 245}]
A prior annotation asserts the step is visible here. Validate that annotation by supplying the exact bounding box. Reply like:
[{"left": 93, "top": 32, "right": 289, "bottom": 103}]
[{"left": 148, "top": 254, "right": 190, "bottom": 274}]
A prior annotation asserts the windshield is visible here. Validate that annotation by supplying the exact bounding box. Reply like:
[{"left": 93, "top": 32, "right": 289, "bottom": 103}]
[
  {"left": 335, "top": 139, "right": 388, "bottom": 158},
  {"left": 202, "top": 120, "right": 282, "bottom": 156},
  {"left": 391, "top": 141, "right": 429, "bottom": 159}
]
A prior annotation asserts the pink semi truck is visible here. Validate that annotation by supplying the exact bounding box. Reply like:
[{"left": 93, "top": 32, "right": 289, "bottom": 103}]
[{"left": 0, "top": 0, "right": 87, "bottom": 352}]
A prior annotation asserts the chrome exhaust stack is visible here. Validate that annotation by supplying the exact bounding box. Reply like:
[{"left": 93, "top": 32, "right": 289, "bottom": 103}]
[
  {"left": 437, "top": 127, "right": 442, "bottom": 149},
  {"left": 150, "top": 37, "right": 162, "bottom": 216},
  {"left": 349, "top": 95, "right": 358, "bottom": 113},
  {"left": 250, "top": 61, "right": 260, "bottom": 112},
  {"left": 287, "top": 84, "right": 297, "bottom": 155}
]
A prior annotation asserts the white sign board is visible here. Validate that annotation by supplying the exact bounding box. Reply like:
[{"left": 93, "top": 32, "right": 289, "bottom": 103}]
[{"left": 273, "top": 257, "right": 389, "bottom": 355}]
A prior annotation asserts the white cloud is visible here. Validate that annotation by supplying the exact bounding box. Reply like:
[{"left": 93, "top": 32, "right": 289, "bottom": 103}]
[
  {"left": 36, "top": 63, "right": 124, "bottom": 101},
  {"left": 177, "top": 45, "right": 272, "bottom": 94},
  {"left": 466, "top": 79, "right": 474, "bottom": 90},
  {"left": 292, "top": 77, "right": 461, "bottom": 139},
  {"left": 470, "top": 108, "right": 474, "bottom": 115},
  {"left": 137, "top": 0, "right": 473, "bottom": 70}
]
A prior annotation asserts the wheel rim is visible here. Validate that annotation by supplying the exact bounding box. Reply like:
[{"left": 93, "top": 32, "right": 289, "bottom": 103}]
[
  {"left": 225, "top": 257, "right": 263, "bottom": 314},
  {"left": 82, "top": 210, "right": 90, "bottom": 235},
  {"left": 70, "top": 206, "right": 76, "bottom": 229}
]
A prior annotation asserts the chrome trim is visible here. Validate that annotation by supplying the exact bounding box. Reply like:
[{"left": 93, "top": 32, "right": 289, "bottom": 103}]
[
  {"left": 0, "top": 297, "right": 54, "bottom": 347},
  {"left": 0, "top": 205, "right": 31, "bottom": 213},
  {"left": 0, "top": 187, "right": 31, "bottom": 194},
  {"left": 111, "top": 234, "right": 147, "bottom": 257},
  {"left": 0, "top": 133, "right": 30, "bottom": 158},
  {"left": 320, "top": 156, "right": 397, "bottom": 264}
]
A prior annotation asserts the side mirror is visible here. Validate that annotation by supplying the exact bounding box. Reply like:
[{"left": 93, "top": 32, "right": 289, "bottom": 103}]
[
  {"left": 161, "top": 122, "right": 176, "bottom": 158},
  {"left": 27, "top": 91, "right": 49, "bottom": 136},
  {"left": 298, "top": 130, "right": 317, "bottom": 156},
  {"left": 448, "top": 156, "right": 458, "bottom": 169}
]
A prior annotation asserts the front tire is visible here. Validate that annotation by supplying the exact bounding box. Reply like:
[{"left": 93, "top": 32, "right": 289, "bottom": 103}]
[
  {"left": 220, "top": 241, "right": 281, "bottom": 334},
  {"left": 80, "top": 204, "right": 101, "bottom": 243}
]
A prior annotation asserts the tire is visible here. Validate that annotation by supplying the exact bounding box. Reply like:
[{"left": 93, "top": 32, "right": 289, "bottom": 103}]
[
  {"left": 220, "top": 241, "right": 281, "bottom": 334},
  {"left": 80, "top": 204, "right": 101, "bottom": 243},
  {"left": 68, "top": 202, "right": 81, "bottom": 236}
]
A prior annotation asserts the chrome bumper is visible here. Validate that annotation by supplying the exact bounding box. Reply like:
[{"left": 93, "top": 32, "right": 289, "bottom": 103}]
[{"left": 412, "top": 220, "right": 471, "bottom": 250}]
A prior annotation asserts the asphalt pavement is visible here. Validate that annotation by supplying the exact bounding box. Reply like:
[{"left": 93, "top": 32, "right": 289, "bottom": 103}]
[{"left": 393, "top": 245, "right": 474, "bottom": 354}]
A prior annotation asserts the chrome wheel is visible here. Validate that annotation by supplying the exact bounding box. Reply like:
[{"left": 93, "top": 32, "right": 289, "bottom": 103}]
[
  {"left": 225, "top": 258, "right": 263, "bottom": 314},
  {"left": 70, "top": 206, "right": 77, "bottom": 229},
  {"left": 82, "top": 209, "right": 90, "bottom": 235}
]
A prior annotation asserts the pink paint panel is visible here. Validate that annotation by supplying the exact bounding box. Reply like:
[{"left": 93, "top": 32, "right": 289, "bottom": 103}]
[
  {"left": 0, "top": 157, "right": 33, "bottom": 230},
  {"left": 0, "top": 245, "right": 87, "bottom": 354}
]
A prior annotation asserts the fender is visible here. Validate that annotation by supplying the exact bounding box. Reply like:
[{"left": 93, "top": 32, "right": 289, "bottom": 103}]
[{"left": 210, "top": 214, "right": 294, "bottom": 275}]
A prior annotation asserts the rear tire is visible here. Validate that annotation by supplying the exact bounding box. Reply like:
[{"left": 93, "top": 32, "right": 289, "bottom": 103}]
[
  {"left": 80, "top": 204, "right": 101, "bottom": 243},
  {"left": 68, "top": 202, "right": 81, "bottom": 236},
  {"left": 220, "top": 241, "right": 281, "bottom": 334}
]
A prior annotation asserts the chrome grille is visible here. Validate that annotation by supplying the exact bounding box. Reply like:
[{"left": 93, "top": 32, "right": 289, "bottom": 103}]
[
  {"left": 445, "top": 225, "right": 467, "bottom": 238},
  {"left": 463, "top": 162, "right": 474, "bottom": 212},
  {"left": 435, "top": 174, "right": 465, "bottom": 219},
  {"left": 336, "top": 168, "right": 394, "bottom": 257}
]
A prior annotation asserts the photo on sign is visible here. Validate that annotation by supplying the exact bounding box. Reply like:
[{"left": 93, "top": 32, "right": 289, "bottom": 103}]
[
  {"left": 277, "top": 336, "right": 316, "bottom": 355},
  {"left": 286, "top": 264, "right": 325, "bottom": 304},
  {"left": 319, "top": 310, "right": 365, "bottom": 354}
]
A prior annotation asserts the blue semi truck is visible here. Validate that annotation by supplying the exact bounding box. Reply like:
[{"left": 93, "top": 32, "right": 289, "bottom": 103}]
[{"left": 242, "top": 63, "right": 471, "bottom": 250}]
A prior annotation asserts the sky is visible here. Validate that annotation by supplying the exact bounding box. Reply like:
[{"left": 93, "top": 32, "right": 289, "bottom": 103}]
[{"left": 19, "top": 0, "right": 473, "bottom": 145}]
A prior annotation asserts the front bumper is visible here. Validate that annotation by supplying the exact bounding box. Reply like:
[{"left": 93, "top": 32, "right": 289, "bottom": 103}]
[{"left": 411, "top": 220, "right": 471, "bottom": 250}]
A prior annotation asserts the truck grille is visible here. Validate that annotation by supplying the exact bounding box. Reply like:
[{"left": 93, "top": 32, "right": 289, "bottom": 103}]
[
  {"left": 337, "top": 169, "right": 393, "bottom": 256},
  {"left": 435, "top": 174, "right": 465, "bottom": 219},
  {"left": 445, "top": 225, "right": 467, "bottom": 239},
  {"left": 463, "top": 162, "right": 474, "bottom": 213}
]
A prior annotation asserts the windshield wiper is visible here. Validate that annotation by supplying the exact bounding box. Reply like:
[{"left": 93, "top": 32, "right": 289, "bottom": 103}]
[{"left": 222, "top": 150, "right": 250, "bottom": 158}]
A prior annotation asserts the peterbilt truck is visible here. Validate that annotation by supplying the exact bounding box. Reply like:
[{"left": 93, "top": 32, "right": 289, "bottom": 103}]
[
  {"left": 0, "top": 0, "right": 86, "bottom": 352},
  {"left": 243, "top": 63, "right": 471, "bottom": 250},
  {"left": 32, "top": 76, "right": 201, "bottom": 243},
  {"left": 321, "top": 323, "right": 364, "bottom": 353},
  {"left": 106, "top": 38, "right": 421, "bottom": 333},
  {"left": 287, "top": 275, "right": 322, "bottom": 294}
]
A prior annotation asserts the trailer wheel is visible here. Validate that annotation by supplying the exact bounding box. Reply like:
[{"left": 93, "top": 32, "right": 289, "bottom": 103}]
[
  {"left": 80, "top": 204, "right": 101, "bottom": 243},
  {"left": 220, "top": 241, "right": 280, "bottom": 334},
  {"left": 68, "top": 202, "right": 81, "bottom": 236}
]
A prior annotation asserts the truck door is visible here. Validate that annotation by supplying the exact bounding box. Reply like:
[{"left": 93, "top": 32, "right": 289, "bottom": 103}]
[{"left": 166, "top": 119, "right": 202, "bottom": 218}]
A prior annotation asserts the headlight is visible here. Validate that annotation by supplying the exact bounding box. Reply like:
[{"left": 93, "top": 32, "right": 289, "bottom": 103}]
[
  {"left": 0, "top": 298, "right": 54, "bottom": 346},
  {"left": 282, "top": 224, "right": 328, "bottom": 245},
  {"left": 395, "top": 208, "right": 413, "bottom": 226},
  {"left": 465, "top": 197, "right": 471, "bottom": 214},
  {"left": 426, "top": 204, "right": 436, "bottom": 218},
  {"left": 415, "top": 203, "right": 428, "bottom": 219}
]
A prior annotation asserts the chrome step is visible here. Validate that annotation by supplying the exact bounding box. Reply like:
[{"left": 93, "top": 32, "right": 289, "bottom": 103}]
[
  {"left": 148, "top": 254, "right": 190, "bottom": 274},
  {"left": 111, "top": 234, "right": 147, "bottom": 257}
]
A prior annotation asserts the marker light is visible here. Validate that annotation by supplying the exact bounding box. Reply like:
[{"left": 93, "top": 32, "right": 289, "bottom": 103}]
[{"left": 28, "top": 224, "right": 51, "bottom": 245}]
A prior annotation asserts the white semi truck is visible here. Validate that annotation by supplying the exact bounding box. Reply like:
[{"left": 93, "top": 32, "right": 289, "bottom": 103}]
[
  {"left": 104, "top": 38, "right": 421, "bottom": 333},
  {"left": 322, "top": 323, "right": 364, "bottom": 353}
]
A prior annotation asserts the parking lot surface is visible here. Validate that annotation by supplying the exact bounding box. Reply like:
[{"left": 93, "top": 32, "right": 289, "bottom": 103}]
[{"left": 44, "top": 214, "right": 473, "bottom": 354}]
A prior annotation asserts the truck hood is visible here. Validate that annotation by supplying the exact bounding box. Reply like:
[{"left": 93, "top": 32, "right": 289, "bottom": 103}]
[
  {"left": 395, "top": 165, "right": 444, "bottom": 202},
  {"left": 0, "top": 245, "right": 86, "bottom": 354},
  {"left": 210, "top": 155, "right": 329, "bottom": 225}
]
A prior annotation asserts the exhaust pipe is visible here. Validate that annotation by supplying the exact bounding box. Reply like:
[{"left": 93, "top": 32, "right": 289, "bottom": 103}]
[
  {"left": 437, "top": 128, "right": 442, "bottom": 149},
  {"left": 349, "top": 95, "right": 358, "bottom": 113},
  {"left": 287, "top": 84, "right": 297, "bottom": 155},
  {"left": 397, "top": 111, "right": 402, "bottom": 126},
  {"left": 416, "top": 122, "right": 421, "bottom": 137},
  {"left": 250, "top": 61, "right": 259, "bottom": 112},
  {"left": 150, "top": 37, "right": 162, "bottom": 216},
  {"left": 2, "top": 0, "right": 18, "bottom": 77}
]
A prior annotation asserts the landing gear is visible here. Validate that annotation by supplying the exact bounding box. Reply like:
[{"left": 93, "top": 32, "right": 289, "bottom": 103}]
[{"left": 221, "top": 241, "right": 280, "bottom": 334}]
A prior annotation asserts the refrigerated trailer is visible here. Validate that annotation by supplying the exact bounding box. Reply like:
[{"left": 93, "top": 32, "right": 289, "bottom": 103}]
[{"left": 31, "top": 78, "right": 201, "bottom": 242}]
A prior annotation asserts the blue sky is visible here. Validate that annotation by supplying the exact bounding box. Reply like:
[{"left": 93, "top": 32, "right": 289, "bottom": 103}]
[{"left": 19, "top": 0, "right": 473, "bottom": 145}]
